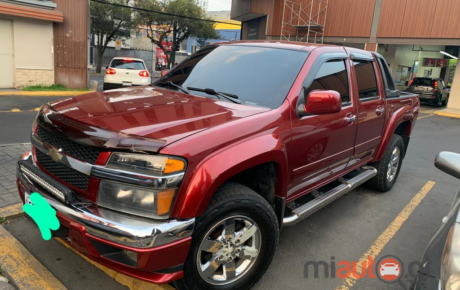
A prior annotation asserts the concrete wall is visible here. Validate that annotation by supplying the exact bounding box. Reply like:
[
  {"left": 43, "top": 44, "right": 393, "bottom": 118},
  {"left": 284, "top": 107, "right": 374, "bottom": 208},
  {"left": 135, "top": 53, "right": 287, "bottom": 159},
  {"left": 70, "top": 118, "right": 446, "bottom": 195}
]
[
  {"left": 0, "top": 16, "right": 55, "bottom": 87},
  {"left": 447, "top": 62, "right": 460, "bottom": 110},
  {"left": 13, "top": 17, "right": 54, "bottom": 87},
  {"left": 13, "top": 17, "right": 54, "bottom": 70}
]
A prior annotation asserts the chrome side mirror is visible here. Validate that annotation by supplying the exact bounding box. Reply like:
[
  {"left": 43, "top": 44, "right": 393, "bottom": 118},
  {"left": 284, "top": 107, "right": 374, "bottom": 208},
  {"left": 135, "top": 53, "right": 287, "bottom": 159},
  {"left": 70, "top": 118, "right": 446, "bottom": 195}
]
[{"left": 435, "top": 152, "right": 460, "bottom": 180}]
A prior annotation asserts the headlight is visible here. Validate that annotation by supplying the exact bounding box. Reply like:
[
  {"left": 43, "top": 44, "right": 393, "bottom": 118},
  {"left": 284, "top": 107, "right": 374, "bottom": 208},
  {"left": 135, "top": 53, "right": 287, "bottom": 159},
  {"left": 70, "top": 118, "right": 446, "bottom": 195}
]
[
  {"left": 107, "top": 153, "right": 185, "bottom": 176},
  {"left": 97, "top": 153, "right": 186, "bottom": 219},
  {"left": 441, "top": 222, "right": 460, "bottom": 290},
  {"left": 98, "top": 180, "right": 176, "bottom": 219}
]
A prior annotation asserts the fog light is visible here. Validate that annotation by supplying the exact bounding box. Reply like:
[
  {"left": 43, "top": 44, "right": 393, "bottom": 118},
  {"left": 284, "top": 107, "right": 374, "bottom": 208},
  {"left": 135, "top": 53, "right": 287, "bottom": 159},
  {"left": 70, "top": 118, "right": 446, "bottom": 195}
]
[{"left": 124, "top": 250, "right": 138, "bottom": 263}]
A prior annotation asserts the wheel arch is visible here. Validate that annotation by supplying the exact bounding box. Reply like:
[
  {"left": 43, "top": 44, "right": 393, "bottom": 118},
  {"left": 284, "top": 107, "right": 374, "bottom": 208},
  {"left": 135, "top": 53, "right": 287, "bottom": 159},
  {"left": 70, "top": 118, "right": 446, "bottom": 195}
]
[
  {"left": 172, "top": 134, "right": 289, "bottom": 220},
  {"left": 374, "top": 106, "right": 414, "bottom": 162}
]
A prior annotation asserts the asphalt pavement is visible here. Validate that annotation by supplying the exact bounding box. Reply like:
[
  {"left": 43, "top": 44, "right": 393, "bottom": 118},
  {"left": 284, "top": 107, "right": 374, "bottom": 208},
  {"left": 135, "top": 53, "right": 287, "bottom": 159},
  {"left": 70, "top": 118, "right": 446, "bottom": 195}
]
[{"left": 1, "top": 107, "right": 460, "bottom": 290}]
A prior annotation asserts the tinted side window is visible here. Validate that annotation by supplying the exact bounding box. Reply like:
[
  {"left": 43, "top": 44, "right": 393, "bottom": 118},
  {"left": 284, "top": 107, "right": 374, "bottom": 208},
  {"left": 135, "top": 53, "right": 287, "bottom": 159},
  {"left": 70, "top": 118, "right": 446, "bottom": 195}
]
[
  {"left": 354, "top": 60, "right": 379, "bottom": 100},
  {"left": 377, "top": 58, "right": 395, "bottom": 91},
  {"left": 307, "top": 60, "right": 350, "bottom": 104}
]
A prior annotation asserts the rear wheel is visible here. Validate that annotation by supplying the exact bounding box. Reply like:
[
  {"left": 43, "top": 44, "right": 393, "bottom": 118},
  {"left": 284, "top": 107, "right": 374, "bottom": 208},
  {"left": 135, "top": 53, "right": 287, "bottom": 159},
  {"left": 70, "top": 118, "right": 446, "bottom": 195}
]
[
  {"left": 434, "top": 95, "right": 443, "bottom": 107},
  {"left": 442, "top": 94, "right": 449, "bottom": 106},
  {"left": 175, "top": 183, "right": 279, "bottom": 290},
  {"left": 367, "top": 135, "right": 404, "bottom": 192}
]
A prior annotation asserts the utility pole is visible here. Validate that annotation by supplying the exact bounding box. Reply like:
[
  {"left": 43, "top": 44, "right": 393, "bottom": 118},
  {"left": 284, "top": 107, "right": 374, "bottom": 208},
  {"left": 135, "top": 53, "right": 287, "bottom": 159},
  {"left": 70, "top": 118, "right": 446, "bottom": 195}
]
[{"left": 170, "top": 23, "right": 177, "bottom": 68}]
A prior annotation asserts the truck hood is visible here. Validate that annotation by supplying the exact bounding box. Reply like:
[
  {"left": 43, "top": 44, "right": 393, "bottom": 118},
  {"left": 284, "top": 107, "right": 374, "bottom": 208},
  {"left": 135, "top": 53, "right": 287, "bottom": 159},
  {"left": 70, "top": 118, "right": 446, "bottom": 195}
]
[{"left": 43, "top": 86, "right": 270, "bottom": 152}]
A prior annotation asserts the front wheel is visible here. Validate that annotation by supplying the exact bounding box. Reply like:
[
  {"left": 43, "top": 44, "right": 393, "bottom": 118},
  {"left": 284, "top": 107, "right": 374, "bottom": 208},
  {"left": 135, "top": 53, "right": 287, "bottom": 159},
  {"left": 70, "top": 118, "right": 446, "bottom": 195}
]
[
  {"left": 367, "top": 135, "right": 404, "bottom": 192},
  {"left": 175, "top": 183, "right": 279, "bottom": 290}
]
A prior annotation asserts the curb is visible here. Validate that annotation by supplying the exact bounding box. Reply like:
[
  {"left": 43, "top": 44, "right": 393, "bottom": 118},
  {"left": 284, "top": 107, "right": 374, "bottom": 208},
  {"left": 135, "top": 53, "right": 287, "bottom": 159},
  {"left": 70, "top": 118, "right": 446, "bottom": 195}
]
[
  {"left": 434, "top": 110, "right": 460, "bottom": 119},
  {"left": 0, "top": 91, "right": 94, "bottom": 97},
  {"left": 0, "top": 226, "right": 68, "bottom": 290},
  {"left": 0, "top": 203, "right": 24, "bottom": 219}
]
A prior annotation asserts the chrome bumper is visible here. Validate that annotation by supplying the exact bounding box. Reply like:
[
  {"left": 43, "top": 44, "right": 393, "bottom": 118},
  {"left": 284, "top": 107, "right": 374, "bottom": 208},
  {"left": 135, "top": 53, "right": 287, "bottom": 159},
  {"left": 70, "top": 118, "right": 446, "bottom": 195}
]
[{"left": 17, "top": 152, "right": 194, "bottom": 248}]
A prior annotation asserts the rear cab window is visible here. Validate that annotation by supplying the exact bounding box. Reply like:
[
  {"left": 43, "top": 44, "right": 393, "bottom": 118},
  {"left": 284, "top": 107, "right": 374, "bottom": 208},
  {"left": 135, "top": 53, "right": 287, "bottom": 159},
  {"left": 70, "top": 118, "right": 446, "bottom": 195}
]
[
  {"left": 377, "top": 58, "right": 395, "bottom": 91},
  {"left": 110, "top": 59, "right": 145, "bottom": 70}
]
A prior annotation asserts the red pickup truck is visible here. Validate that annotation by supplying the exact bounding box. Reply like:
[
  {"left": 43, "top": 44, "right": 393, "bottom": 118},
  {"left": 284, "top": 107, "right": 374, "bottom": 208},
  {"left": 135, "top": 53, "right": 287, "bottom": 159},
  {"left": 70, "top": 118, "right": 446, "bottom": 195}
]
[{"left": 17, "top": 41, "right": 419, "bottom": 290}]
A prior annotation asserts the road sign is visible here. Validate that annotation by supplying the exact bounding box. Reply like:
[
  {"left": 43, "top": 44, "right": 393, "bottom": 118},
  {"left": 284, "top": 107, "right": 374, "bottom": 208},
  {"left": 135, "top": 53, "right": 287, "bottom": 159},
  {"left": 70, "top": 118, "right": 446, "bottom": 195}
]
[{"left": 115, "top": 39, "right": 121, "bottom": 51}]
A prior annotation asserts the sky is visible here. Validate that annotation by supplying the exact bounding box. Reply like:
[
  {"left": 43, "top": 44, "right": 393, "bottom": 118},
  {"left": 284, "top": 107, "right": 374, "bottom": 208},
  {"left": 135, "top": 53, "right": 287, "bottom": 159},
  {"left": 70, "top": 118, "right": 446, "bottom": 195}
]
[{"left": 208, "top": 0, "right": 231, "bottom": 11}]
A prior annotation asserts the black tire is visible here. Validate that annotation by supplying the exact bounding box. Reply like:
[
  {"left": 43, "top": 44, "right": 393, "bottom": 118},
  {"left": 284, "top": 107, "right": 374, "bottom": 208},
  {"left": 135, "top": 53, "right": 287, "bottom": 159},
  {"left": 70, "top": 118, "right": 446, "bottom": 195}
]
[
  {"left": 442, "top": 94, "right": 449, "bottom": 106},
  {"left": 434, "top": 95, "right": 443, "bottom": 107},
  {"left": 103, "top": 83, "right": 108, "bottom": 91},
  {"left": 366, "top": 135, "right": 404, "bottom": 192},
  {"left": 175, "top": 182, "right": 279, "bottom": 290}
]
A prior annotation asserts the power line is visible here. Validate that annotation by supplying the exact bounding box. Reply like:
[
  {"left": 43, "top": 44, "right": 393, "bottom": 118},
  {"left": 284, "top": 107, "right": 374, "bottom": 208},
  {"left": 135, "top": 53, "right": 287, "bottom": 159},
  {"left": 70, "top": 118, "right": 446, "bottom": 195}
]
[{"left": 91, "top": 0, "right": 241, "bottom": 26}]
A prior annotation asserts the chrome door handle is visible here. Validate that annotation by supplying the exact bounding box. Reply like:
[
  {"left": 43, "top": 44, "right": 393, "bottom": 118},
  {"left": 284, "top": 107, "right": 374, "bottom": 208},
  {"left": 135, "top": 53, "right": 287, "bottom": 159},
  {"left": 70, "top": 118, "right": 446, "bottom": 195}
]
[
  {"left": 376, "top": 106, "right": 385, "bottom": 115},
  {"left": 344, "top": 114, "right": 356, "bottom": 124}
]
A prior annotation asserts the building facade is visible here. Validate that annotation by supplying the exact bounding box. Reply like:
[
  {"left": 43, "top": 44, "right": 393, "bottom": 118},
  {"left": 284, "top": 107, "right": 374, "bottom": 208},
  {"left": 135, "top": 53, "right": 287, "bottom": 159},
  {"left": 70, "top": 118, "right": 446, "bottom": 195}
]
[
  {"left": 0, "top": 0, "right": 89, "bottom": 89},
  {"left": 231, "top": 0, "right": 460, "bottom": 113},
  {"left": 186, "top": 11, "right": 241, "bottom": 53}
]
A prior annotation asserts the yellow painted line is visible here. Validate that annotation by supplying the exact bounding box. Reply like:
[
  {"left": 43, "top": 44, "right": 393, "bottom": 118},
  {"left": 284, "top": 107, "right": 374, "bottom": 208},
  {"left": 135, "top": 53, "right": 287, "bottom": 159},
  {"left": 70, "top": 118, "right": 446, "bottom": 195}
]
[
  {"left": 0, "top": 91, "right": 93, "bottom": 97},
  {"left": 335, "top": 181, "right": 436, "bottom": 290},
  {"left": 0, "top": 225, "right": 68, "bottom": 290},
  {"left": 434, "top": 111, "right": 460, "bottom": 119},
  {"left": 418, "top": 114, "right": 434, "bottom": 119},
  {"left": 56, "top": 238, "right": 174, "bottom": 290},
  {"left": 0, "top": 203, "right": 24, "bottom": 218},
  {"left": 0, "top": 109, "right": 47, "bottom": 113}
]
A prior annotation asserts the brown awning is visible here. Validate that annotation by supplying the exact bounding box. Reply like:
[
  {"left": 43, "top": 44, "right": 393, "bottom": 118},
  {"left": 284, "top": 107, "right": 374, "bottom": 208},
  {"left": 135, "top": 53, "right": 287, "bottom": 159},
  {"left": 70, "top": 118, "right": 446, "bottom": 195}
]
[{"left": 0, "top": 2, "right": 63, "bottom": 22}]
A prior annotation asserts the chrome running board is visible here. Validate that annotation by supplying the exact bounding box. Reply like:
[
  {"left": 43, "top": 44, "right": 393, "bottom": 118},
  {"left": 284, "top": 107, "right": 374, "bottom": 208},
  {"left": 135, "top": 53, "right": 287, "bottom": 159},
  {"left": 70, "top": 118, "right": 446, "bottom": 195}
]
[{"left": 283, "top": 167, "right": 377, "bottom": 226}]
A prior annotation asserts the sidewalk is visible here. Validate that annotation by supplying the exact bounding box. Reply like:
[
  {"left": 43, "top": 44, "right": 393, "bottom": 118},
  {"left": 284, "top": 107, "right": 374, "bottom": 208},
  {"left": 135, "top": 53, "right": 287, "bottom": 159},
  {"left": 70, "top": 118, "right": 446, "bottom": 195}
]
[{"left": 0, "top": 144, "right": 28, "bottom": 214}]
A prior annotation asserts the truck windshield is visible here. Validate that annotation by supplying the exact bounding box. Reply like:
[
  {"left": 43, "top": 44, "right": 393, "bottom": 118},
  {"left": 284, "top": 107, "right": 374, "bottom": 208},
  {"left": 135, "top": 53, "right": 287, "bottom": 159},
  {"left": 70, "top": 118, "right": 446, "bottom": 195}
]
[{"left": 156, "top": 45, "right": 308, "bottom": 108}]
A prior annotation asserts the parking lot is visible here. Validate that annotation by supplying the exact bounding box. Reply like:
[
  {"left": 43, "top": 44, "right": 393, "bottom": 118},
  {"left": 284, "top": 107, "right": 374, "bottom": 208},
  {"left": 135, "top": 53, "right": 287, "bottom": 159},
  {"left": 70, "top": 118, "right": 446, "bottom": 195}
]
[{"left": 0, "top": 101, "right": 459, "bottom": 290}]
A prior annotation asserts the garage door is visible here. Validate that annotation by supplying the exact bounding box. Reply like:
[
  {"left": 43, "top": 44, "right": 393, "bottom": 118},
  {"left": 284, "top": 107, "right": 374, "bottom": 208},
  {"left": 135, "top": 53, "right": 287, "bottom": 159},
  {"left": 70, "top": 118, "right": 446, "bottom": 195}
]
[{"left": 0, "top": 19, "right": 14, "bottom": 88}]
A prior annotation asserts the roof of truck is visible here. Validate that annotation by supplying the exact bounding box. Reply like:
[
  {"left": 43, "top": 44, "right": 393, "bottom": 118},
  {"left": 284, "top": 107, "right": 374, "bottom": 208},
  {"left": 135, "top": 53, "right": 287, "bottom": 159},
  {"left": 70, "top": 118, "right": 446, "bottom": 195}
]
[{"left": 215, "top": 40, "right": 337, "bottom": 52}]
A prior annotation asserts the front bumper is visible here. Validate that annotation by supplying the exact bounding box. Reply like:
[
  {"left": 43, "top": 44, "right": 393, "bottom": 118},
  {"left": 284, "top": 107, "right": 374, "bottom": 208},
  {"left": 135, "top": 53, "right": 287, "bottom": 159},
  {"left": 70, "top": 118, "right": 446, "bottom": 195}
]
[{"left": 17, "top": 152, "right": 194, "bottom": 283}]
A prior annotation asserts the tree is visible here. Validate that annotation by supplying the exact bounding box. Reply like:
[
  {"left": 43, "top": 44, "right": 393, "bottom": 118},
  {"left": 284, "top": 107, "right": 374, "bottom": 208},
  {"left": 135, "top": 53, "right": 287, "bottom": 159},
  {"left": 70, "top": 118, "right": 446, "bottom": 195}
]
[
  {"left": 136, "top": 0, "right": 220, "bottom": 68},
  {"left": 91, "top": 0, "right": 136, "bottom": 73}
]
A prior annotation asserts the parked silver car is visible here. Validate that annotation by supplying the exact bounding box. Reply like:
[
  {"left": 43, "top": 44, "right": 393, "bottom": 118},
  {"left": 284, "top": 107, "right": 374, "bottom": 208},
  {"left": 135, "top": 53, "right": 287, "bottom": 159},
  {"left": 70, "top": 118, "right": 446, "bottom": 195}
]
[{"left": 411, "top": 152, "right": 460, "bottom": 290}]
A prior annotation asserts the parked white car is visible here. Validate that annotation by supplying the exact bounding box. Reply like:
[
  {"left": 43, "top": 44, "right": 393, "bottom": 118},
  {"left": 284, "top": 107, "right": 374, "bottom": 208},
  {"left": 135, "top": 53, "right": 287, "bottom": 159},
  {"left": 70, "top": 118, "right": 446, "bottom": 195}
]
[{"left": 103, "top": 57, "right": 151, "bottom": 90}]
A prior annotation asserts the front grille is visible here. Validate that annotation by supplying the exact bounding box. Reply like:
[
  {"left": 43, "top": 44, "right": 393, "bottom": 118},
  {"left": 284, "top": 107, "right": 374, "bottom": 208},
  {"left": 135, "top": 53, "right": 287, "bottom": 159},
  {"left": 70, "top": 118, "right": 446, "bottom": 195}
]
[
  {"left": 35, "top": 150, "right": 90, "bottom": 191},
  {"left": 36, "top": 125, "right": 100, "bottom": 164}
]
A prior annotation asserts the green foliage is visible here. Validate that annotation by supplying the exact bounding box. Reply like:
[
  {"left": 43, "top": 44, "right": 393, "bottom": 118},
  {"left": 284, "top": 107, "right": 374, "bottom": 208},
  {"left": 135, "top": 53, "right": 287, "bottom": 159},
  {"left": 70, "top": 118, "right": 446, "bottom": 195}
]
[
  {"left": 136, "top": 0, "right": 220, "bottom": 67},
  {"left": 91, "top": 0, "right": 136, "bottom": 72},
  {"left": 22, "top": 84, "right": 89, "bottom": 91}
]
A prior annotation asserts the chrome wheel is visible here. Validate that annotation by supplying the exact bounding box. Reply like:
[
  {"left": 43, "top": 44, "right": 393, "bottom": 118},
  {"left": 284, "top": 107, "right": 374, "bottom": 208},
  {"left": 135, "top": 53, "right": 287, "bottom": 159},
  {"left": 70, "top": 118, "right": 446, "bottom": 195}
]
[
  {"left": 196, "top": 215, "right": 261, "bottom": 285},
  {"left": 387, "top": 147, "right": 400, "bottom": 182}
]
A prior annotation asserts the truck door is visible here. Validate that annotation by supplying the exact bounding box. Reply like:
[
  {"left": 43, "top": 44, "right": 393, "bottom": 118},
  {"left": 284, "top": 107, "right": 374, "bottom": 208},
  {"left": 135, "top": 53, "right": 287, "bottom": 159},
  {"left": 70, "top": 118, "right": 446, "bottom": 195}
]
[
  {"left": 346, "top": 49, "right": 386, "bottom": 167},
  {"left": 287, "top": 48, "right": 358, "bottom": 198}
]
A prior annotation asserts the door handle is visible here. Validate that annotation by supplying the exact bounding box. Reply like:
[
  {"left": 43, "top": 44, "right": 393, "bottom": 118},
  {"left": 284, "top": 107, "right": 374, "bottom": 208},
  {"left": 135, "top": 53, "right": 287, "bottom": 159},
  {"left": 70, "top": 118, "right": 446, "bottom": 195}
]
[
  {"left": 376, "top": 106, "right": 385, "bottom": 116},
  {"left": 344, "top": 114, "right": 356, "bottom": 124}
]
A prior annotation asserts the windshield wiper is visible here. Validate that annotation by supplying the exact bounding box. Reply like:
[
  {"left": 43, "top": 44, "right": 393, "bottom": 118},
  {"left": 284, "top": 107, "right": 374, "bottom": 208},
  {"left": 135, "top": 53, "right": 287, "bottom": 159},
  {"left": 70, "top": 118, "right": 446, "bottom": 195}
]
[
  {"left": 156, "top": 81, "right": 190, "bottom": 94},
  {"left": 187, "top": 87, "right": 241, "bottom": 104}
]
